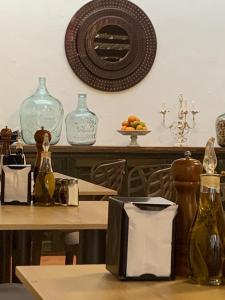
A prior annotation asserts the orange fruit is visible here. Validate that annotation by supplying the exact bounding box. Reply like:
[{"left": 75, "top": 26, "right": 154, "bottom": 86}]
[
  {"left": 128, "top": 115, "right": 140, "bottom": 123},
  {"left": 121, "top": 120, "right": 129, "bottom": 126},
  {"left": 121, "top": 126, "right": 127, "bottom": 130},
  {"left": 125, "top": 126, "right": 135, "bottom": 131}
]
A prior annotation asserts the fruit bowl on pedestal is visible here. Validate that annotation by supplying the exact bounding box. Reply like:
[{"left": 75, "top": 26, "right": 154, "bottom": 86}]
[{"left": 117, "top": 130, "right": 151, "bottom": 146}]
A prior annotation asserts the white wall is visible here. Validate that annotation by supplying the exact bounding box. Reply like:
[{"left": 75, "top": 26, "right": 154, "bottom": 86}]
[{"left": 0, "top": 0, "right": 225, "bottom": 147}]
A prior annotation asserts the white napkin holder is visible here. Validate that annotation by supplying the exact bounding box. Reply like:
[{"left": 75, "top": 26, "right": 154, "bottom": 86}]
[
  {"left": 106, "top": 196, "right": 178, "bottom": 280},
  {"left": 1, "top": 165, "right": 32, "bottom": 204}
]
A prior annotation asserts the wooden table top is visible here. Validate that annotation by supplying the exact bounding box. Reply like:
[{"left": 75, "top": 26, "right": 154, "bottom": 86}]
[
  {"left": 16, "top": 265, "right": 225, "bottom": 300},
  {"left": 0, "top": 201, "right": 108, "bottom": 230},
  {"left": 54, "top": 172, "right": 117, "bottom": 196}
]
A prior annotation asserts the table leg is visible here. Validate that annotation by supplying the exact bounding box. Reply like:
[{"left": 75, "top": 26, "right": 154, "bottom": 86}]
[
  {"left": 11, "top": 231, "right": 43, "bottom": 282},
  {"left": 0, "top": 231, "right": 12, "bottom": 283},
  {"left": 77, "top": 230, "right": 106, "bottom": 264},
  {"left": 11, "top": 231, "right": 31, "bottom": 283}
]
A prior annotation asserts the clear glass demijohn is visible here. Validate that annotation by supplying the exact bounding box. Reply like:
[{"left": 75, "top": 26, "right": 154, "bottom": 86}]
[
  {"left": 65, "top": 93, "right": 98, "bottom": 145},
  {"left": 20, "top": 77, "right": 64, "bottom": 144}
]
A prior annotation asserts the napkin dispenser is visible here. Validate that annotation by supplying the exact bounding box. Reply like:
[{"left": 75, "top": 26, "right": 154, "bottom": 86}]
[
  {"left": 106, "top": 197, "right": 178, "bottom": 280},
  {"left": 1, "top": 165, "right": 32, "bottom": 204}
]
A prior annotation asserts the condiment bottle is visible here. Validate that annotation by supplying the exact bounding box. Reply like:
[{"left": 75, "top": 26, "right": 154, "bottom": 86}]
[
  {"left": 59, "top": 179, "right": 69, "bottom": 205},
  {"left": 188, "top": 137, "right": 225, "bottom": 285},
  {"left": 34, "top": 133, "right": 55, "bottom": 206},
  {"left": 33, "top": 126, "right": 51, "bottom": 183},
  {"left": 171, "top": 150, "right": 203, "bottom": 276},
  {"left": 15, "top": 130, "right": 26, "bottom": 164},
  {"left": 67, "top": 179, "right": 79, "bottom": 206}
]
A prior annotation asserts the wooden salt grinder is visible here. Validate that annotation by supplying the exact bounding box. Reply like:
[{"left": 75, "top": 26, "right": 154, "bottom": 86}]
[
  {"left": 171, "top": 150, "right": 203, "bottom": 276},
  {"left": 33, "top": 126, "right": 51, "bottom": 183}
]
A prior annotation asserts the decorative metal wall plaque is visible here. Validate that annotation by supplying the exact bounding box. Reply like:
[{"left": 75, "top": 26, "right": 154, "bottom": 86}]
[{"left": 65, "top": 0, "right": 157, "bottom": 92}]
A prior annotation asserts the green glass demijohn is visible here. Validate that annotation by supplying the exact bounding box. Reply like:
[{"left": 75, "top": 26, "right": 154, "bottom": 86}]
[
  {"left": 20, "top": 77, "right": 64, "bottom": 144},
  {"left": 65, "top": 93, "right": 98, "bottom": 145}
]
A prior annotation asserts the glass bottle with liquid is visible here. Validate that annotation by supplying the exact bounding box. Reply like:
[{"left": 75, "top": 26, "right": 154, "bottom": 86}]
[
  {"left": 15, "top": 131, "right": 26, "bottom": 164},
  {"left": 188, "top": 173, "right": 225, "bottom": 285},
  {"left": 34, "top": 133, "right": 55, "bottom": 206}
]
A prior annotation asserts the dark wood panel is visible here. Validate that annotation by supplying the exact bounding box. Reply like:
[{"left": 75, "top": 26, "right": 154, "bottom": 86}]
[
  {"left": 14, "top": 144, "right": 225, "bottom": 176},
  {"left": 14, "top": 145, "right": 225, "bottom": 194}
]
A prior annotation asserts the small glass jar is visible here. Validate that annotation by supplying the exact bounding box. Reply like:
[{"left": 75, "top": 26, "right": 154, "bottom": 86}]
[
  {"left": 53, "top": 178, "right": 63, "bottom": 203},
  {"left": 67, "top": 179, "right": 79, "bottom": 206},
  {"left": 20, "top": 77, "right": 64, "bottom": 144},
  {"left": 216, "top": 113, "right": 225, "bottom": 146},
  {"left": 59, "top": 179, "right": 69, "bottom": 205},
  {"left": 65, "top": 93, "right": 98, "bottom": 145}
]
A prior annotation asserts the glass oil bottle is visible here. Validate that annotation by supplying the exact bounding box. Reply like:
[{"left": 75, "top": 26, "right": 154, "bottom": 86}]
[
  {"left": 34, "top": 133, "right": 55, "bottom": 206},
  {"left": 188, "top": 137, "right": 225, "bottom": 285}
]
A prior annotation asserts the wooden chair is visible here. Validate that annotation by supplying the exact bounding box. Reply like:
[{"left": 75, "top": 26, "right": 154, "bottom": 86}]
[
  {"left": 127, "top": 164, "right": 171, "bottom": 197},
  {"left": 146, "top": 167, "right": 176, "bottom": 202},
  {"left": 90, "top": 159, "right": 126, "bottom": 200},
  {"left": 64, "top": 159, "right": 126, "bottom": 265}
]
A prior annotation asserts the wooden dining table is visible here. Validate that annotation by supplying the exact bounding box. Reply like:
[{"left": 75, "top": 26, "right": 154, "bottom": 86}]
[
  {"left": 0, "top": 201, "right": 108, "bottom": 230},
  {"left": 0, "top": 175, "right": 117, "bottom": 283},
  {"left": 16, "top": 264, "right": 225, "bottom": 300}
]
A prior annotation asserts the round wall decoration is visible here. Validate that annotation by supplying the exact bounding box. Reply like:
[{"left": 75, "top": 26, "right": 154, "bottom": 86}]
[{"left": 65, "top": 0, "right": 157, "bottom": 92}]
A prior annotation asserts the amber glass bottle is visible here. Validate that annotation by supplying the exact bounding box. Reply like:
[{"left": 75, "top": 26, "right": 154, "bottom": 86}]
[
  {"left": 188, "top": 174, "right": 225, "bottom": 285},
  {"left": 34, "top": 134, "right": 55, "bottom": 206}
]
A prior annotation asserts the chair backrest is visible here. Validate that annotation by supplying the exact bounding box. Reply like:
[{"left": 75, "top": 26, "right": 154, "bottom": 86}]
[
  {"left": 146, "top": 167, "right": 175, "bottom": 202},
  {"left": 127, "top": 164, "right": 171, "bottom": 197},
  {"left": 91, "top": 159, "right": 126, "bottom": 195}
]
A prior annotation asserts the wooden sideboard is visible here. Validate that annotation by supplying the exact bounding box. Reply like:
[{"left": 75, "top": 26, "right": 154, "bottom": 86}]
[{"left": 21, "top": 144, "right": 225, "bottom": 184}]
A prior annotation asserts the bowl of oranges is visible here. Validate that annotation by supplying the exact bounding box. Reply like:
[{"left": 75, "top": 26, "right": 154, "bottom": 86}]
[{"left": 118, "top": 115, "right": 151, "bottom": 146}]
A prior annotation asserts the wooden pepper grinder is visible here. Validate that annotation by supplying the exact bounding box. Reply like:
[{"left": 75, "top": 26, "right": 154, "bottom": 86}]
[
  {"left": 171, "top": 150, "right": 203, "bottom": 276},
  {"left": 1, "top": 126, "right": 12, "bottom": 156},
  {"left": 33, "top": 126, "right": 51, "bottom": 183}
]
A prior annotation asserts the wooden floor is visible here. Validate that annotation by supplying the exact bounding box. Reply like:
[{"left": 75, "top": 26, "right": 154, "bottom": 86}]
[{"left": 41, "top": 256, "right": 75, "bottom": 265}]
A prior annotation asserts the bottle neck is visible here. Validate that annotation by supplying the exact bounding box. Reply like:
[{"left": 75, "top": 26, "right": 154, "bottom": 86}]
[
  {"left": 16, "top": 142, "right": 23, "bottom": 155},
  {"left": 40, "top": 151, "right": 53, "bottom": 172},
  {"left": 198, "top": 174, "right": 221, "bottom": 214},
  {"left": 76, "top": 94, "right": 88, "bottom": 111},
  {"left": 35, "top": 77, "right": 49, "bottom": 96}
]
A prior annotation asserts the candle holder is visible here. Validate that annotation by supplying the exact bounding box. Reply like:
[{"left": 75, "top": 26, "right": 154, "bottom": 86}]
[{"left": 160, "top": 94, "right": 199, "bottom": 146}]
